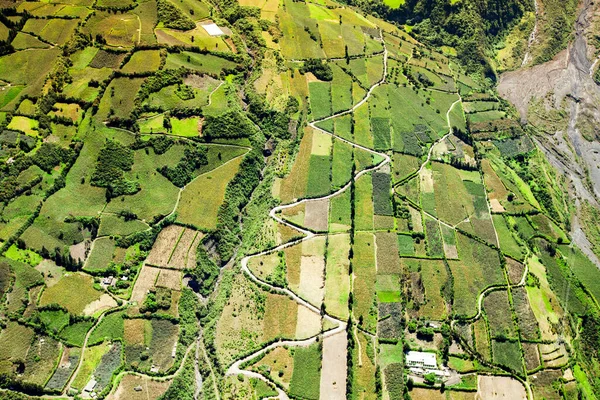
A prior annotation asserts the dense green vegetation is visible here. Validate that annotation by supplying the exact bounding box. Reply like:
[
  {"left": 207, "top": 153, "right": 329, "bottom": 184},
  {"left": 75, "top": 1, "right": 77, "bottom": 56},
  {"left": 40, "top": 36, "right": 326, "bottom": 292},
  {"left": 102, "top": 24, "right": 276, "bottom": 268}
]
[
  {"left": 157, "top": 0, "right": 196, "bottom": 30},
  {"left": 91, "top": 140, "right": 139, "bottom": 198},
  {"left": 0, "top": 0, "right": 599, "bottom": 399}
]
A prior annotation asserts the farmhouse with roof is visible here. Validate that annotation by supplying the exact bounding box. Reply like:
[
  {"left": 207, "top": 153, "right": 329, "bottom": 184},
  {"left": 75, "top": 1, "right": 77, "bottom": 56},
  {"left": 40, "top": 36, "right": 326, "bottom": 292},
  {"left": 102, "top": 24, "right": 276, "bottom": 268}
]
[{"left": 406, "top": 351, "right": 437, "bottom": 369}]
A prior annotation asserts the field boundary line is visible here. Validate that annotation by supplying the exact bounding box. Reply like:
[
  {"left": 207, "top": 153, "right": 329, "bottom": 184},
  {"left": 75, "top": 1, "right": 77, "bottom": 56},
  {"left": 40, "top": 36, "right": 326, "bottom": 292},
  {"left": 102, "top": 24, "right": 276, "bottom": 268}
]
[{"left": 225, "top": 29, "right": 390, "bottom": 398}]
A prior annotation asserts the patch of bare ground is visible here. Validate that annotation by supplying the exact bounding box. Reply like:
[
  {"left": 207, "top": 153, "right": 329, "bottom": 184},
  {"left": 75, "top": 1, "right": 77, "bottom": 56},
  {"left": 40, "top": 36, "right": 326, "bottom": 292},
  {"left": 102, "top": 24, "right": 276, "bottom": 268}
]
[
  {"left": 36, "top": 260, "right": 63, "bottom": 287},
  {"left": 167, "top": 229, "right": 202, "bottom": 270},
  {"left": 184, "top": 74, "right": 219, "bottom": 90},
  {"left": 539, "top": 343, "right": 568, "bottom": 367},
  {"left": 522, "top": 342, "right": 540, "bottom": 371},
  {"left": 83, "top": 293, "right": 117, "bottom": 316},
  {"left": 444, "top": 243, "right": 459, "bottom": 259},
  {"left": 506, "top": 258, "right": 525, "bottom": 285},
  {"left": 489, "top": 199, "right": 506, "bottom": 212},
  {"left": 108, "top": 374, "right": 170, "bottom": 400},
  {"left": 449, "top": 341, "right": 464, "bottom": 354},
  {"left": 304, "top": 198, "right": 329, "bottom": 231},
  {"left": 146, "top": 225, "right": 184, "bottom": 267},
  {"left": 298, "top": 256, "right": 325, "bottom": 307},
  {"left": 70, "top": 240, "right": 90, "bottom": 263},
  {"left": 476, "top": 375, "right": 527, "bottom": 400},
  {"left": 130, "top": 265, "right": 160, "bottom": 303},
  {"left": 320, "top": 330, "right": 347, "bottom": 400},
  {"left": 155, "top": 269, "right": 182, "bottom": 291},
  {"left": 294, "top": 305, "right": 321, "bottom": 339}
]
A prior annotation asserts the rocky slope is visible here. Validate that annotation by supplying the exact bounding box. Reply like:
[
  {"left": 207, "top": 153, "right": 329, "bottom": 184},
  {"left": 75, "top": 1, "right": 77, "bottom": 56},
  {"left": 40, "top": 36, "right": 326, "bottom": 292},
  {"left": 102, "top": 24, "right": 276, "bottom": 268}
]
[{"left": 498, "top": 0, "right": 600, "bottom": 266}]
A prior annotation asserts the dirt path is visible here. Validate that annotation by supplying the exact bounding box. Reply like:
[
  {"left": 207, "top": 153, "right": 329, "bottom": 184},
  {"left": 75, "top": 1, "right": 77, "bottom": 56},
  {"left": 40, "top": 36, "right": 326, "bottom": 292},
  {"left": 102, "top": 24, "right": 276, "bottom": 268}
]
[
  {"left": 63, "top": 309, "right": 112, "bottom": 395},
  {"left": 194, "top": 339, "right": 202, "bottom": 400},
  {"left": 225, "top": 30, "right": 390, "bottom": 396},
  {"left": 136, "top": 15, "right": 141, "bottom": 45},
  {"left": 165, "top": 151, "right": 249, "bottom": 222}
]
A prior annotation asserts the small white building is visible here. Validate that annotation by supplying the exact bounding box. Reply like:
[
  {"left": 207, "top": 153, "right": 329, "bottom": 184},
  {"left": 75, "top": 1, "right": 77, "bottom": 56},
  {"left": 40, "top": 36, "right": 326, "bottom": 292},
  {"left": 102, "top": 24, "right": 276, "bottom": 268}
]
[
  {"left": 83, "top": 378, "right": 97, "bottom": 393},
  {"left": 406, "top": 351, "right": 437, "bottom": 369},
  {"left": 201, "top": 23, "right": 224, "bottom": 37}
]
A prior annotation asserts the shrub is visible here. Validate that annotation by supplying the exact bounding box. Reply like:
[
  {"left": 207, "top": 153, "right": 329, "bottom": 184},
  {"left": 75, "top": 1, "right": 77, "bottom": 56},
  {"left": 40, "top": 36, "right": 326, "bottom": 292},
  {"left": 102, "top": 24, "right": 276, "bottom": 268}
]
[
  {"left": 158, "top": 144, "right": 208, "bottom": 187},
  {"left": 157, "top": 0, "right": 195, "bottom": 30},
  {"left": 301, "top": 59, "right": 333, "bottom": 81},
  {"left": 202, "top": 110, "right": 258, "bottom": 141},
  {"left": 31, "top": 143, "right": 74, "bottom": 173},
  {"left": 91, "top": 140, "right": 140, "bottom": 198}
]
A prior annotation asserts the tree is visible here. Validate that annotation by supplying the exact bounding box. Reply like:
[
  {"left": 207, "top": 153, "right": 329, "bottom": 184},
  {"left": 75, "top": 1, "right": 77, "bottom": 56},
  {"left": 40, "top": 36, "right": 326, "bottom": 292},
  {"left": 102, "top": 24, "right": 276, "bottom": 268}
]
[{"left": 424, "top": 373, "right": 436, "bottom": 385}]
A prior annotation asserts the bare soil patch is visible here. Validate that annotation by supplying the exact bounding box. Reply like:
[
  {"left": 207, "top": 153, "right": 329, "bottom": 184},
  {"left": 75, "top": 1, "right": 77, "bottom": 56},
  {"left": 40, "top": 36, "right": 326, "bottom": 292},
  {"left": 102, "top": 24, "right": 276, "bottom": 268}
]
[
  {"left": 146, "top": 225, "right": 184, "bottom": 267},
  {"left": 498, "top": 49, "right": 569, "bottom": 122},
  {"left": 70, "top": 240, "right": 89, "bottom": 263},
  {"left": 299, "top": 256, "right": 325, "bottom": 307},
  {"left": 83, "top": 293, "right": 117, "bottom": 316},
  {"left": 420, "top": 168, "right": 434, "bottom": 193},
  {"left": 444, "top": 243, "right": 459, "bottom": 259},
  {"left": 489, "top": 199, "right": 506, "bottom": 212},
  {"left": 36, "top": 260, "right": 63, "bottom": 287},
  {"left": 294, "top": 305, "right": 321, "bottom": 339},
  {"left": 131, "top": 265, "right": 160, "bottom": 304},
  {"left": 167, "top": 229, "right": 201, "bottom": 270},
  {"left": 184, "top": 73, "right": 219, "bottom": 90},
  {"left": 319, "top": 330, "right": 347, "bottom": 400},
  {"left": 155, "top": 269, "right": 182, "bottom": 291},
  {"left": 304, "top": 199, "right": 329, "bottom": 231},
  {"left": 540, "top": 342, "right": 568, "bottom": 367},
  {"left": 476, "top": 375, "right": 526, "bottom": 400},
  {"left": 108, "top": 374, "right": 170, "bottom": 400}
]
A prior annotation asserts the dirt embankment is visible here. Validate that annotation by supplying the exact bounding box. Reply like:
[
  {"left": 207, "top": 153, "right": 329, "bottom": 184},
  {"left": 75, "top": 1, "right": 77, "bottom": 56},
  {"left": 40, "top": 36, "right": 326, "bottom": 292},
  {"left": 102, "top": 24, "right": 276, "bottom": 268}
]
[{"left": 498, "top": 0, "right": 600, "bottom": 267}]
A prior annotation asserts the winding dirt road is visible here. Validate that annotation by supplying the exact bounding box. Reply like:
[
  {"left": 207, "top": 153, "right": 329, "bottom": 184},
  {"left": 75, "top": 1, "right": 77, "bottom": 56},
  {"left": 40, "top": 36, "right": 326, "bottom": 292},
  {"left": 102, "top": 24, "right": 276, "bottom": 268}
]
[{"left": 224, "top": 31, "right": 391, "bottom": 398}]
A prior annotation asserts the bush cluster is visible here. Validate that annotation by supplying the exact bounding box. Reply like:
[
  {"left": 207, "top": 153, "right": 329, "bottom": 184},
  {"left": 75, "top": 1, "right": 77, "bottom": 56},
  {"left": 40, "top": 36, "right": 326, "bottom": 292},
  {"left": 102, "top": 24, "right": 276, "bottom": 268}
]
[
  {"left": 91, "top": 139, "right": 140, "bottom": 199},
  {"left": 300, "top": 59, "right": 333, "bottom": 81},
  {"left": 158, "top": 144, "right": 208, "bottom": 187},
  {"left": 157, "top": 0, "right": 195, "bottom": 30}
]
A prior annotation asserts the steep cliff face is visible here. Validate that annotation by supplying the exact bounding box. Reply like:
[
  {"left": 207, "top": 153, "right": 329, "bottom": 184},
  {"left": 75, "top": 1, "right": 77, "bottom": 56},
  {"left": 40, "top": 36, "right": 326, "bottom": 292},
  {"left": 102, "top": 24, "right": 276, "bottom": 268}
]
[{"left": 498, "top": 0, "right": 600, "bottom": 266}]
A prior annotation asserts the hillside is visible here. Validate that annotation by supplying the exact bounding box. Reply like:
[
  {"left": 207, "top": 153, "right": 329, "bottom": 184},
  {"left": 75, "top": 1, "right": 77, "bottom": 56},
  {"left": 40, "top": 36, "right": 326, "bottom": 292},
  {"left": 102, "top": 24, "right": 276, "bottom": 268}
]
[{"left": 0, "top": 0, "right": 599, "bottom": 399}]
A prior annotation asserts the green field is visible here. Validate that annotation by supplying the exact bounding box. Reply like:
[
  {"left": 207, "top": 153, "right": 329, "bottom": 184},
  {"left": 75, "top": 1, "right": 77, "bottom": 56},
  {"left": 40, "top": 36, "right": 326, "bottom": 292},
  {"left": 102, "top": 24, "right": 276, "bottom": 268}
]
[
  {"left": 449, "top": 233, "right": 504, "bottom": 317},
  {"left": 289, "top": 344, "right": 321, "bottom": 400},
  {"left": 309, "top": 81, "right": 332, "bottom": 120},
  {"left": 0, "top": 1, "right": 598, "bottom": 398},
  {"left": 176, "top": 155, "right": 244, "bottom": 230},
  {"left": 85, "top": 238, "right": 116, "bottom": 272},
  {"left": 39, "top": 273, "right": 103, "bottom": 315}
]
